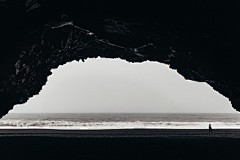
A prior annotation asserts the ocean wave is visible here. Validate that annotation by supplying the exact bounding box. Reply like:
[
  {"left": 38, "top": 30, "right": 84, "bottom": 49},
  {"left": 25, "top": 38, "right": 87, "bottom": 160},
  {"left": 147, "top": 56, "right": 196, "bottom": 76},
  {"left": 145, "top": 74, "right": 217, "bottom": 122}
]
[{"left": 0, "top": 120, "right": 240, "bottom": 129}]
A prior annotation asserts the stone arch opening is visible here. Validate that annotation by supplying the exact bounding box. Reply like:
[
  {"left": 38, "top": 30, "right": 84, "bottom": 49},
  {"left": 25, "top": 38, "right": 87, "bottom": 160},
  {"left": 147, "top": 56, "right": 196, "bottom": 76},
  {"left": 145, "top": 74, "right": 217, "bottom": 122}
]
[{"left": 10, "top": 58, "right": 235, "bottom": 114}]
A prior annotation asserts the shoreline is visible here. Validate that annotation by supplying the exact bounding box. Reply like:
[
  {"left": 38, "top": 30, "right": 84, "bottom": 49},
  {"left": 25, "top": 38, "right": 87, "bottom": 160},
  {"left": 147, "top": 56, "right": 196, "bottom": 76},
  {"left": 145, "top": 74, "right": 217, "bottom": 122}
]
[{"left": 1, "top": 126, "right": 240, "bottom": 130}]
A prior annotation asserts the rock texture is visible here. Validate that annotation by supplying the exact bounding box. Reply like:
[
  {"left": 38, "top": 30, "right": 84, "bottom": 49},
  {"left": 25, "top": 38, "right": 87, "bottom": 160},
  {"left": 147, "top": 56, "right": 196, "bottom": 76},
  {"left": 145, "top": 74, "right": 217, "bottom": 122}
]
[{"left": 0, "top": 0, "right": 239, "bottom": 117}]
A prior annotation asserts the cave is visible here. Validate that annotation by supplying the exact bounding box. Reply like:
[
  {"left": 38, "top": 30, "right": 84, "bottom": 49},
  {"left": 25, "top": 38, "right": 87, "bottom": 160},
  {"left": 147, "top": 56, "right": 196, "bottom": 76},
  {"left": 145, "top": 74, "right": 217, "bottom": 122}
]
[{"left": 0, "top": 0, "right": 240, "bottom": 117}]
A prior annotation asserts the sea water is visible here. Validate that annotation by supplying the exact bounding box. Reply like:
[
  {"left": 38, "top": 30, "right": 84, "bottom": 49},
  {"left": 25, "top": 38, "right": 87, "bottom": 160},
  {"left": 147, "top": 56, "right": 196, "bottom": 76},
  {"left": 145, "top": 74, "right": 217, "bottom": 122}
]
[{"left": 0, "top": 113, "right": 240, "bottom": 129}]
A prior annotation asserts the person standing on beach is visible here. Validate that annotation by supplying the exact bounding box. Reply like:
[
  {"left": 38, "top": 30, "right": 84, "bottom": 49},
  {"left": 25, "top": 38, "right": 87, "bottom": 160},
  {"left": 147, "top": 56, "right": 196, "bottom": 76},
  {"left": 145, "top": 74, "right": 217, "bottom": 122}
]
[{"left": 209, "top": 124, "right": 213, "bottom": 134}]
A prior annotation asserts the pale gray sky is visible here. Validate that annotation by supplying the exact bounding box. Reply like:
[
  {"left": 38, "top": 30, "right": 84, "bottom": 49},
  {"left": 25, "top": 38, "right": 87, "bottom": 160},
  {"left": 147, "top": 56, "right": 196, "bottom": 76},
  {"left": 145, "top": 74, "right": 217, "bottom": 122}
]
[{"left": 10, "top": 58, "right": 236, "bottom": 113}]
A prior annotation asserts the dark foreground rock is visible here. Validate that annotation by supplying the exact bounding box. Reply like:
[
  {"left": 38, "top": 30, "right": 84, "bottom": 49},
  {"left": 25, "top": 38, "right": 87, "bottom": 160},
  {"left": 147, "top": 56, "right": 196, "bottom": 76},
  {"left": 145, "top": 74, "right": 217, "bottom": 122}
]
[
  {"left": 0, "top": 129, "right": 240, "bottom": 160},
  {"left": 0, "top": 0, "right": 240, "bottom": 116}
]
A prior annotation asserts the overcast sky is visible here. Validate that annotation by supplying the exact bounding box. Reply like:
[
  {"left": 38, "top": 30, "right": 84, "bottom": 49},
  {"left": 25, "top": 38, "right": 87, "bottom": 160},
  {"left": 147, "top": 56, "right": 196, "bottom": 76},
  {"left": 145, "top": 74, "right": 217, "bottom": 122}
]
[{"left": 10, "top": 58, "right": 236, "bottom": 113}]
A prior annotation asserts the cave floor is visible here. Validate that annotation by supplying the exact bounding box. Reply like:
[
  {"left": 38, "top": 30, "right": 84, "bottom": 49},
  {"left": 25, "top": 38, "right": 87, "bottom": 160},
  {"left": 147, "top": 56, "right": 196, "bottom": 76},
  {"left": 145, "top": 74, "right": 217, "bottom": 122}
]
[{"left": 0, "top": 129, "right": 239, "bottom": 160}]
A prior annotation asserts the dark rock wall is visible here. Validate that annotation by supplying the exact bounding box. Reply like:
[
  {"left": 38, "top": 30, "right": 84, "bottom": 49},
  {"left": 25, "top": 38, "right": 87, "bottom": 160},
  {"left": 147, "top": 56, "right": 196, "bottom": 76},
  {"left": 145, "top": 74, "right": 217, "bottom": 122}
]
[{"left": 0, "top": 0, "right": 239, "bottom": 117}]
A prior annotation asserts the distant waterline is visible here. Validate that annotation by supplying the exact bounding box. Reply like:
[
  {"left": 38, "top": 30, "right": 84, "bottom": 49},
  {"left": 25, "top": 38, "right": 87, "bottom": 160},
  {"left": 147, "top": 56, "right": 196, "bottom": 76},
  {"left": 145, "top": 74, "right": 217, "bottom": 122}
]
[{"left": 0, "top": 113, "right": 240, "bottom": 130}]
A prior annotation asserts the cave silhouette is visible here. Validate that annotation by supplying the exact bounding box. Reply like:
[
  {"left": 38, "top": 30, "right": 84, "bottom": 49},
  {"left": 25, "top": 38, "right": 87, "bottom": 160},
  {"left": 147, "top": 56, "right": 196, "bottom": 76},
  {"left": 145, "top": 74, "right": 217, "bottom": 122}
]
[{"left": 0, "top": 1, "right": 239, "bottom": 117}]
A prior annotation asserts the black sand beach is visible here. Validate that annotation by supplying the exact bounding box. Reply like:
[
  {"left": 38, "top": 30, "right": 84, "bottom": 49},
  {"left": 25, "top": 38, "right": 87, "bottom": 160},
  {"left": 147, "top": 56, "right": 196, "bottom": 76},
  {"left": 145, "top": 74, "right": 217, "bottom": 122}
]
[{"left": 0, "top": 129, "right": 240, "bottom": 160}]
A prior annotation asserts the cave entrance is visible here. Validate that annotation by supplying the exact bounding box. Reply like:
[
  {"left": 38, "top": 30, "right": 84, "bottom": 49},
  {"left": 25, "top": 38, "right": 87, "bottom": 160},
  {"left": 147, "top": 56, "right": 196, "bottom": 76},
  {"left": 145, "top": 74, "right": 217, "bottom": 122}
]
[{"left": 10, "top": 58, "right": 234, "bottom": 113}]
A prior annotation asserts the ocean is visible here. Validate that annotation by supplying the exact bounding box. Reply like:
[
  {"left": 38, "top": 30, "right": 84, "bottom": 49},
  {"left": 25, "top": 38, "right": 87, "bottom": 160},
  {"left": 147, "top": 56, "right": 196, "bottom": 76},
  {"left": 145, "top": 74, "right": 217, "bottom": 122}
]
[{"left": 0, "top": 113, "right": 240, "bottom": 129}]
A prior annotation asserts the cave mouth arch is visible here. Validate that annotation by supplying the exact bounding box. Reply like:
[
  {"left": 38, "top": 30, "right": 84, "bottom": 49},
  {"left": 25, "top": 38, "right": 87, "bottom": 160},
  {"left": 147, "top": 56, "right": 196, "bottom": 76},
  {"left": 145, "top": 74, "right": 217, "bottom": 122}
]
[
  {"left": 1, "top": 16, "right": 239, "bottom": 118},
  {"left": 10, "top": 58, "right": 235, "bottom": 114}
]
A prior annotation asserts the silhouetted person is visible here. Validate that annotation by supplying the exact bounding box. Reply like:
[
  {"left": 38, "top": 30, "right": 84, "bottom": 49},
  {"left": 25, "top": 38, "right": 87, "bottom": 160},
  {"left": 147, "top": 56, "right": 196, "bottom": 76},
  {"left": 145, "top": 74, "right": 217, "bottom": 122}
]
[{"left": 209, "top": 124, "right": 213, "bottom": 134}]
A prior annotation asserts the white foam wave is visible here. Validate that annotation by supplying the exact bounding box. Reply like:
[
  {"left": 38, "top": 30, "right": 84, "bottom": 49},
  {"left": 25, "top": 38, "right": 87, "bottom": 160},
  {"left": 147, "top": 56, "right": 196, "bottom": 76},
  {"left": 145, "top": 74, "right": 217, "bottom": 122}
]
[{"left": 0, "top": 120, "right": 240, "bottom": 129}]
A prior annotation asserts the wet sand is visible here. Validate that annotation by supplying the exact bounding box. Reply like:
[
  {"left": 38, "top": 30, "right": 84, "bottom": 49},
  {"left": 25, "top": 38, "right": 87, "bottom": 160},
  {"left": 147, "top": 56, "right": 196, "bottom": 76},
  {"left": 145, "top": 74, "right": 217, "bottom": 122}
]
[{"left": 0, "top": 129, "right": 239, "bottom": 160}]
